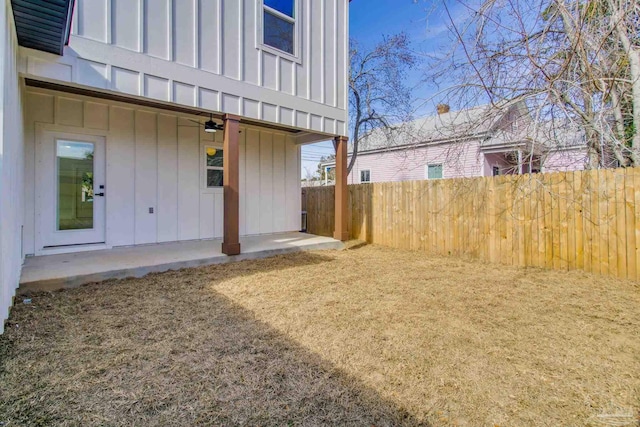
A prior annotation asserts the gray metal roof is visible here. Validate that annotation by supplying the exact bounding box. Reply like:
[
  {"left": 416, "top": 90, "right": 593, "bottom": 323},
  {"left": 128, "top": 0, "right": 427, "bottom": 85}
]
[{"left": 11, "top": 0, "right": 74, "bottom": 55}]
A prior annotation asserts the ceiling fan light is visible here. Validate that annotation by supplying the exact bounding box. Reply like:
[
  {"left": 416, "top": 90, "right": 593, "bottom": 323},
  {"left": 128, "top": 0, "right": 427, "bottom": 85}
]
[{"left": 204, "top": 119, "right": 217, "bottom": 133}]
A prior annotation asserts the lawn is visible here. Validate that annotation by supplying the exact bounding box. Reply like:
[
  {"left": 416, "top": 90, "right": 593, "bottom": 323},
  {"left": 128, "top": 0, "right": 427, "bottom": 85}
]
[{"left": 1, "top": 244, "right": 639, "bottom": 426}]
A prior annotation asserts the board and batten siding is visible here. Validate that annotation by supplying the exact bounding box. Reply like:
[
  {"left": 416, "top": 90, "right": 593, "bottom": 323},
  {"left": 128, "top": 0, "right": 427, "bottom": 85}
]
[
  {"left": 0, "top": 0, "right": 25, "bottom": 333},
  {"left": 23, "top": 88, "right": 301, "bottom": 255},
  {"left": 19, "top": 0, "right": 349, "bottom": 136}
]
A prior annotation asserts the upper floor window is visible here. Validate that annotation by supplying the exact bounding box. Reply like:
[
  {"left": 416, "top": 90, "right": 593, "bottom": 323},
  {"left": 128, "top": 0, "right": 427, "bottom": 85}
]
[
  {"left": 262, "top": 0, "right": 297, "bottom": 56},
  {"left": 360, "top": 170, "right": 371, "bottom": 183}
]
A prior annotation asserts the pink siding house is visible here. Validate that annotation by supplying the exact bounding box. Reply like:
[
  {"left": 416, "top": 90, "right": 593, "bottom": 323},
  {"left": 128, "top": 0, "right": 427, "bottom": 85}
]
[
  {"left": 542, "top": 148, "right": 590, "bottom": 172},
  {"left": 321, "top": 103, "right": 589, "bottom": 184}
]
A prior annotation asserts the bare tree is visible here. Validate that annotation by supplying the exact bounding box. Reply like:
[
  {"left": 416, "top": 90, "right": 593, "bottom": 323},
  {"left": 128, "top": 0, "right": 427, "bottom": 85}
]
[
  {"left": 604, "top": 0, "right": 640, "bottom": 157},
  {"left": 424, "top": 0, "right": 640, "bottom": 168},
  {"left": 303, "top": 166, "right": 317, "bottom": 182},
  {"left": 348, "top": 33, "right": 418, "bottom": 174}
]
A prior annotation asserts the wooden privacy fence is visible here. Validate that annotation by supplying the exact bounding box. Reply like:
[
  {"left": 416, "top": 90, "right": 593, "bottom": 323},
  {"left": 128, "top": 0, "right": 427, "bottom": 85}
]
[{"left": 302, "top": 168, "right": 640, "bottom": 280}]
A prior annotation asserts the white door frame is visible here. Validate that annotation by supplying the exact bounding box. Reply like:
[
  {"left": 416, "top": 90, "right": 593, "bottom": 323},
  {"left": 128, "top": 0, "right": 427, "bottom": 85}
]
[{"left": 35, "top": 125, "right": 108, "bottom": 254}]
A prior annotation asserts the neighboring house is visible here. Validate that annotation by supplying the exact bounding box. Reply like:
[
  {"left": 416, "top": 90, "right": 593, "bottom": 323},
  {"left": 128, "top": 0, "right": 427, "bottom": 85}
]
[
  {"left": 322, "top": 103, "right": 590, "bottom": 184},
  {"left": 0, "top": 0, "right": 351, "bottom": 330}
]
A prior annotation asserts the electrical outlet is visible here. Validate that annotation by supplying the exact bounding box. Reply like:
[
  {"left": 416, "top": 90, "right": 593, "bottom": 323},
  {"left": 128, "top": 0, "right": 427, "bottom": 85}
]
[{"left": 149, "top": 207, "right": 154, "bottom": 214}]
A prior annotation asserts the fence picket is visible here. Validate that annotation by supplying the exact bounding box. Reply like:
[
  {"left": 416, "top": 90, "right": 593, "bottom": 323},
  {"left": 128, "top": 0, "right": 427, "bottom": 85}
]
[
  {"left": 615, "top": 171, "right": 627, "bottom": 278},
  {"left": 574, "top": 171, "right": 584, "bottom": 272},
  {"left": 625, "top": 169, "right": 636, "bottom": 280},
  {"left": 529, "top": 176, "right": 540, "bottom": 268},
  {"left": 589, "top": 170, "right": 601, "bottom": 275},
  {"left": 606, "top": 169, "right": 618, "bottom": 278},
  {"left": 598, "top": 170, "right": 610, "bottom": 276},
  {"left": 566, "top": 172, "right": 576, "bottom": 270}
]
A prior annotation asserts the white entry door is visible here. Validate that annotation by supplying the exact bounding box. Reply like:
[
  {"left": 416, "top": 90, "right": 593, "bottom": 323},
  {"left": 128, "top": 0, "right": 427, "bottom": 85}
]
[{"left": 38, "top": 131, "right": 106, "bottom": 248}]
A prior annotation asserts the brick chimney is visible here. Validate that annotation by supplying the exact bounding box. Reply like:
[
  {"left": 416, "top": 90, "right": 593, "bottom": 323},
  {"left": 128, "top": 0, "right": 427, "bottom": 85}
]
[{"left": 437, "top": 104, "right": 451, "bottom": 115}]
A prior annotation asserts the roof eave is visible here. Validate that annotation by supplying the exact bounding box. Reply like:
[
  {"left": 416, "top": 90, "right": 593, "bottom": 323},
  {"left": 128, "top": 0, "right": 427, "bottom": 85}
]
[{"left": 12, "top": 0, "right": 75, "bottom": 56}]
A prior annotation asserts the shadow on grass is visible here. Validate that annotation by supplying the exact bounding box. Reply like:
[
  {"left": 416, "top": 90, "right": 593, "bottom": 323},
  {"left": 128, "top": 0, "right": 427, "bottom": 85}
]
[{"left": 0, "top": 251, "right": 430, "bottom": 426}]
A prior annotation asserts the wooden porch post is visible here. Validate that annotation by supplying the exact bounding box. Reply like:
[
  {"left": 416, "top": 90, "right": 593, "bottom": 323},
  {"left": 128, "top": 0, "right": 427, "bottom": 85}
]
[
  {"left": 334, "top": 135, "right": 349, "bottom": 241},
  {"left": 517, "top": 150, "right": 524, "bottom": 175},
  {"left": 222, "top": 114, "right": 241, "bottom": 255}
]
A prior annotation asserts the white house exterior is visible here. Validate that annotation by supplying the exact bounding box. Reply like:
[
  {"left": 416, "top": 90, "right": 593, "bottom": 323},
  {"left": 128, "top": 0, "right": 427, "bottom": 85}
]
[{"left": 0, "top": 0, "right": 351, "bottom": 331}]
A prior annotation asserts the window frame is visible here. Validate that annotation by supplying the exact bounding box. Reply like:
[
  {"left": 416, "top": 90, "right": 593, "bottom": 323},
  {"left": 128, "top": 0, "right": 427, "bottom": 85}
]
[
  {"left": 203, "top": 144, "right": 224, "bottom": 191},
  {"left": 258, "top": 0, "right": 302, "bottom": 62},
  {"left": 360, "top": 169, "right": 371, "bottom": 183},
  {"left": 426, "top": 163, "right": 443, "bottom": 180}
]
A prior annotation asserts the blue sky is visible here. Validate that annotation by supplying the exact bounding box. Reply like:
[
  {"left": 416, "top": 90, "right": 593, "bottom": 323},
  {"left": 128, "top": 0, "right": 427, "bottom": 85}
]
[{"left": 301, "top": 0, "right": 460, "bottom": 178}]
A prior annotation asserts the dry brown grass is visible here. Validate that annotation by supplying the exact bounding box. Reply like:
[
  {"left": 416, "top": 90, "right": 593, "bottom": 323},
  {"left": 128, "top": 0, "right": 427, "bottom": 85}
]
[{"left": 1, "top": 244, "right": 639, "bottom": 426}]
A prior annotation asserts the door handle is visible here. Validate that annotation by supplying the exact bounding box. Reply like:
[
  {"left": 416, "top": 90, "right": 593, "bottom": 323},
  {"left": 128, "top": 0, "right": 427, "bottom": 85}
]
[{"left": 95, "top": 192, "right": 105, "bottom": 197}]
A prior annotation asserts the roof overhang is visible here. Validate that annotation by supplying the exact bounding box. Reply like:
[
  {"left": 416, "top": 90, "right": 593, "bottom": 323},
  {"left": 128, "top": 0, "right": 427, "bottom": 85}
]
[
  {"left": 11, "top": 0, "right": 75, "bottom": 55},
  {"left": 353, "top": 133, "right": 489, "bottom": 156},
  {"left": 24, "top": 77, "right": 302, "bottom": 133},
  {"left": 480, "top": 140, "right": 543, "bottom": 155},
  {"left": 24, "top": 76, "right": 339, "bottom": 143}
]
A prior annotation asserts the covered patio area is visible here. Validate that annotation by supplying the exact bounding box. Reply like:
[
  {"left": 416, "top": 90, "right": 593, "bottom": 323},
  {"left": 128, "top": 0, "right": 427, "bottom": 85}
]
[{"left": 19, "top": 232, "right": 343, "bottom": 293}]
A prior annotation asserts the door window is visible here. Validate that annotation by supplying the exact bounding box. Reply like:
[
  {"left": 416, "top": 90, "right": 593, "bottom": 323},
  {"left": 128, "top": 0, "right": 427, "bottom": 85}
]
[{"left": 56, "top": 140, "right": 95, "bottom": 230}]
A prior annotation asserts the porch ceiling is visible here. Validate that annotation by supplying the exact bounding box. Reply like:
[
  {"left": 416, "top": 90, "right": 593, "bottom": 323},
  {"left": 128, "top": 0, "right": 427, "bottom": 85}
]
[
  {"left": 24, "top": 78, "right": 334, "bottom": 143},
  {"left": 11, "top": 0, "right": 75, "bottom": 55},
  {"left": 480, "top": 140, "right": 544, "bottom": 156}
]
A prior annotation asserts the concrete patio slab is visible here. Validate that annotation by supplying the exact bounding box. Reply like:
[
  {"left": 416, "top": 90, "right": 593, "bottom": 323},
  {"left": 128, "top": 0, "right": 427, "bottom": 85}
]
[{"left": 19, "top": 232, "right": 343, "bottom": 293}]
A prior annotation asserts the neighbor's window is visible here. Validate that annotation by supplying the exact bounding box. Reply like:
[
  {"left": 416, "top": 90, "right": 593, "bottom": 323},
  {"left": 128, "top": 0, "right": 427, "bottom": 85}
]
[
  {"left": 427, "top": 164, "right": 443, "bottom": 179},
  {"left": 492, "top": 166, "right": 501, "bottom": 176},
  {"left": 262, "top": 0, "right": 296, "bottom": 55},
  {"left": 205, "top": 146, "right": 224, "bottom": 187},
  {"left": 360, "top": 169, "right": 371, "bottom": 183}
]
